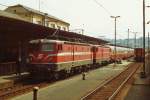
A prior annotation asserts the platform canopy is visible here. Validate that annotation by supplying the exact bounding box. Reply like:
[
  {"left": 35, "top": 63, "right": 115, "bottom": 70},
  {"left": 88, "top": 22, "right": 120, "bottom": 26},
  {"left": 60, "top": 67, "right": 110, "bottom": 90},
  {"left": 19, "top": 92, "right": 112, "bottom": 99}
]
[{"left": 0, "top": 11, "right": 108, "bottom": 45}]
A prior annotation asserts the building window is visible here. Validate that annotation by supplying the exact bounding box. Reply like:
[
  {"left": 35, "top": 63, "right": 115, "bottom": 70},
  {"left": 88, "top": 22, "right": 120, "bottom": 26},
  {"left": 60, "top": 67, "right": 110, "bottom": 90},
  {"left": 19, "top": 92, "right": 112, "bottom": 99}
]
[
  {"left": 37, "top": 21, "right": 42, "bottom": 25},
  {"left": 25, "top": 14, "right": 28, "bottom": 17},
  {"left": 51, "top": 24, "right": 55, "bottom": 28},
  {"left": 57, "top": 26, "right": 61, "bottom": 30},
  {"left": 63, "top": 27, "right": 66, "bottom": 31},
  {"left": 45, "top": 21, "right": 49, "bottom": 27},
  {"left": 14, "top": 10, "right": 16, "bottom": 13}
]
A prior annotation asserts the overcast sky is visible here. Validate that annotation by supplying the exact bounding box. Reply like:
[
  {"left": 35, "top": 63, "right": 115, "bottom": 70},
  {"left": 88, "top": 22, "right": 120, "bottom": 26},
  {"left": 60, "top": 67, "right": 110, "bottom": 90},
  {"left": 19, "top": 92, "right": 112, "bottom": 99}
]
[{"left": 0, "top": 0, "right": 150, "bottom": 39}]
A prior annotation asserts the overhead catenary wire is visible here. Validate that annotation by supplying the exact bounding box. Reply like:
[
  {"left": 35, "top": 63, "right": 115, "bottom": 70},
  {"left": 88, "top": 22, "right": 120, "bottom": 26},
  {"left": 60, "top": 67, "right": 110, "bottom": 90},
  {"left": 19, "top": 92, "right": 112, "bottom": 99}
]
[{"left": 92, "top": 0, "right": 112, "bottom": 16}]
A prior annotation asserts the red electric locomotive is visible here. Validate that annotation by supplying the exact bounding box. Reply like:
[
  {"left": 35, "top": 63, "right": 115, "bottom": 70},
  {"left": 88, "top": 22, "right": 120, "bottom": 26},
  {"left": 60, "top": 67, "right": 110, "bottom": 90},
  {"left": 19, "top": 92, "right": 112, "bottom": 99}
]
[
  {"left": 93, "top": 45, "right": 111, "bottom": 65},
  {"left": 28, "top": 39, "right": 133, "bottom": 80},
  {"left": 28, "top": 39, "right": 93, "bottom": 79}
]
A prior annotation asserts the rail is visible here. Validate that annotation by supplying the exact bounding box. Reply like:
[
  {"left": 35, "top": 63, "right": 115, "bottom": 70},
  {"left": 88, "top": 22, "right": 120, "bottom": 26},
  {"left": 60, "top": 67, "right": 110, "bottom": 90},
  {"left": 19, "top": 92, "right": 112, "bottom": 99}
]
[
  {"left": 0, "top": 81, "right": 49, "bottom": 99},
  {"left": 81, "top": 63, "right": 142, "bottom": 100}
]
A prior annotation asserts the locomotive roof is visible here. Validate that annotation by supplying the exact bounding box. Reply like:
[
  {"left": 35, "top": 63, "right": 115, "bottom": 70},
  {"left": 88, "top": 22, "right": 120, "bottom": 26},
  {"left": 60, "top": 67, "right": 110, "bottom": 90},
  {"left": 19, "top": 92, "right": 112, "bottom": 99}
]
[
  {"left": 29, "top": 39, "right": 93, "bottom": 46},
  {"left": 30, "top": 39, "right": 63, "bottom": 44}
]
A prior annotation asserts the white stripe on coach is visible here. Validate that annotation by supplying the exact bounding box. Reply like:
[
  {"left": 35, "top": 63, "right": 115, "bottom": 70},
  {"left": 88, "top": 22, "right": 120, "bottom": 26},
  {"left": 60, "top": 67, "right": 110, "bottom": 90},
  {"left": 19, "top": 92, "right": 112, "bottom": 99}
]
[{"left": 47, "top": 52, "right": 92, "bottom": 57}]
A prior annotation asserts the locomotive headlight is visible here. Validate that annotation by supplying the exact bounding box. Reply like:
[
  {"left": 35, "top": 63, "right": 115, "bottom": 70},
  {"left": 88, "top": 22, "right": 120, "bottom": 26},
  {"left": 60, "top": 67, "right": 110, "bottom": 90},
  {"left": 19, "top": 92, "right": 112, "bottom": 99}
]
[
  {"left": 28, "top": 54, "right": 34, "bottom": 62},
  {"left": 27, "top": 56, "right": 33, "bottom": 62},
  {"left": 26, "top": 58, "right": 30, "bottom": 63},
  {"left": 47, "top": 68, "right": 51, "bottom": 71}
]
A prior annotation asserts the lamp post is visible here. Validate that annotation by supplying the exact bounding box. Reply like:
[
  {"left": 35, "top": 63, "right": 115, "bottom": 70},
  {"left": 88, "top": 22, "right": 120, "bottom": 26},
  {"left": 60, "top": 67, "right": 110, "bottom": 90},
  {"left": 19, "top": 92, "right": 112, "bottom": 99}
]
[
  {"left": 110, "top": 16, "right": 120, "bottom": 65},
  {"left": 127, "top": 28, "right": 130, "bottom": 56},
  {"left": 132, "top": 32, "right": 138, "bottom": 48},
  {"left": 127, "top": 29, "right": 130, "bottom": 48},
  {"left": 141, "top": 0, "right": 146, "bottom": 78},
  {"left": 130, "top": 31, "right": 139, "bottom": 48},
  {"left": 148, "top": 32, "right": 149, "bottom": 54}
]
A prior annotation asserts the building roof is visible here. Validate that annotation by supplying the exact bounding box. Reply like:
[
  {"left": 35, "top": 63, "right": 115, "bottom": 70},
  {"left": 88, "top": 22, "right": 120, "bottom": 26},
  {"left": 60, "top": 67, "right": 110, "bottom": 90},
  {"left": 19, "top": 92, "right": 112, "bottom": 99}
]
[
  {"left": 0, "top": 15, "right": 108, "bottom": 45},
  {"left": 5, "top": 4, "right": 70, "bottom": 25}
]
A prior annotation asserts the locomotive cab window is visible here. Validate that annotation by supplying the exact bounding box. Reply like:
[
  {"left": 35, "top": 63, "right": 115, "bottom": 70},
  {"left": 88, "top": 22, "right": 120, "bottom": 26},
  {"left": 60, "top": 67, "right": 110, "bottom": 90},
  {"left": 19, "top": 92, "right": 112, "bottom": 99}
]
[
  {"left": 29, "top": 43, "right": 40, "bottom": 51},
  {"left": 42, "top": 44, "right": 54, "bottom": 51}
]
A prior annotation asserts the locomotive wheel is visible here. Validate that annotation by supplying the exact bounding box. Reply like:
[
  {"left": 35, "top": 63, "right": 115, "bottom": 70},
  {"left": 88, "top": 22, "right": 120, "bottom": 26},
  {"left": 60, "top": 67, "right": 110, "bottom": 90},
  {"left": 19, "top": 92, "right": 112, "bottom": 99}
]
[
  {"left": 54, "top": 72, "right": 60, "bottom": 80},
  {"left": 78, "top": 67, "right": 82, "bottom": 73},
  {"left": 59, "top": 70, "right": 68, "bottom": 79}
]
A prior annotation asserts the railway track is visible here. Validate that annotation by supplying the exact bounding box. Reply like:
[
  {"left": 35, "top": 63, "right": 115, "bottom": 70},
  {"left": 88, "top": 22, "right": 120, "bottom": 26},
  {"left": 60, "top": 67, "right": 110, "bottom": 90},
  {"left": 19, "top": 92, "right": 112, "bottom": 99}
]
[
  {"left": 0, "top": 61, "right": 135, "bottom": 99},
  {"left": 81, "top": 62, "right": 142, "bottom": 100},
  {"left": 0, "top": 80, "right": 49, "bottom": 100},
  {"left": 0, "top": 62, "right": 109, "bottom": 99},
  {"left": 0, "top": 65, "right": 95, "bottom": 99}
]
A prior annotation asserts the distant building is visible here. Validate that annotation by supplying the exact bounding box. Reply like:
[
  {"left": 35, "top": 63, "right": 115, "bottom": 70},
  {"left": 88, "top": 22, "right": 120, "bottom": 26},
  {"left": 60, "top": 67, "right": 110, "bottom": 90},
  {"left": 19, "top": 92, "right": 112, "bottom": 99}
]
[
  {"left": 0, "top": 10, "right": 28, "bottom": 21},
  {"left": 5, "top": 4, "right": 70, "bottom": 31}
]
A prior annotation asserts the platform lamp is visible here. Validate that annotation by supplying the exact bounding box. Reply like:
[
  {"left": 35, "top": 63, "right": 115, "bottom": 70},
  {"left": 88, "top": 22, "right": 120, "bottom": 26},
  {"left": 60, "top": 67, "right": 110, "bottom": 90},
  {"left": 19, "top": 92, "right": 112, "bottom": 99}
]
[
  {"left": 141, "top": 0, "right": 146, "bottom": 78},
  {"left": 110, "top": 16, "right": 120, "bottom": 67},
  {"left": 130, "top": 31, "right": 138, "bottom": 49}
]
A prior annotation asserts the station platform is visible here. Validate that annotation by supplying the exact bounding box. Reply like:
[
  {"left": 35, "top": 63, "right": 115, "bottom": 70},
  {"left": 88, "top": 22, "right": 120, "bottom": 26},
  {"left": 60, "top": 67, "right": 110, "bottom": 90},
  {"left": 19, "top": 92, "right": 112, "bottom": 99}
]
[
  {"left": 125, "top": 72, "right": 150, "bottom": 100},
  {"left": 0, "top": 73, "right": 29, "bottom": 90},
  {"left": 12, "top": 61, "right": 131, "bottom": 100}
]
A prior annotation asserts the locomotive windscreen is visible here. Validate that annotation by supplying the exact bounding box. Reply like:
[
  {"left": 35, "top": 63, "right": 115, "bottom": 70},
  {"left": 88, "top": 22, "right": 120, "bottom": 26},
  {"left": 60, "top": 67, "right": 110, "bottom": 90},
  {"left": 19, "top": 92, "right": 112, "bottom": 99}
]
[
  {"left": 42, "top": 44, "right": 54, "bottom": 51},
  {"left": 29, "top": 43, "right": 54, "bottom": 52},
  {"left": 29, "top": 43, "right": 40, "bottom": 52}
]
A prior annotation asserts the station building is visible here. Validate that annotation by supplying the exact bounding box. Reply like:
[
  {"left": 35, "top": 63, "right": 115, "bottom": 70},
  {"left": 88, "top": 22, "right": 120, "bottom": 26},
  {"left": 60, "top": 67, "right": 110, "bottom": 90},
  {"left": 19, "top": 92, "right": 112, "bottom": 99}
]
[{"left": 4, "top": 4, "right": 70, "bottom": 31}]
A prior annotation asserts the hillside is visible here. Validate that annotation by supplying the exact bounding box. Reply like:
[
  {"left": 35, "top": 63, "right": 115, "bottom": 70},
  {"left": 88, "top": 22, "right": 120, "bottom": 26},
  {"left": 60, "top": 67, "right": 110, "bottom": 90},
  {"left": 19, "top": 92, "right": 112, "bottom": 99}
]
[{"left": 106, "top": 37, "right": 149, "bottom": 48}]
